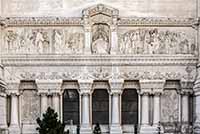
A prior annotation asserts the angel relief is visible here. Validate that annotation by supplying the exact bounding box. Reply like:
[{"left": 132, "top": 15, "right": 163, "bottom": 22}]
[{"left": 92, "top": 24, "right": 110, "bottom": 54}]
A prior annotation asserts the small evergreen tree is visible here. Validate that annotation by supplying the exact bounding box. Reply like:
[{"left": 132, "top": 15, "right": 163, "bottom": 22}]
[
  {"left": 93, "top": 123, "right": 101, "bottom": 134},
  {"left": 36, "top": 107, "right": 65, "bottom": 134}
]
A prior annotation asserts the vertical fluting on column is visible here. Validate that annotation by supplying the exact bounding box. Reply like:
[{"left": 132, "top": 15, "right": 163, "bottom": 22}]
[
  {"left": 79, "top": 79, "right": 93, "bottom": 134},
  {"left": 109, "top": 79, "right": 123, "bottom": 134},
  {"left": 153, "top": 92, "right": 161, "bottom": 126},
  {"left": 52, "top": 93, "right": 60, "bottom": 120}
]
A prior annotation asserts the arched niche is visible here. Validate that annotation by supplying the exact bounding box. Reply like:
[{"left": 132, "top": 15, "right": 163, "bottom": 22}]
[{"left": 91, "top": 23, "right": 110, "bottom": 54}]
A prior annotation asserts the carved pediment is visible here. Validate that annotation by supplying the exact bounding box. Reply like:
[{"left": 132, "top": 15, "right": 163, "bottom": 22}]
[
  {"left": 82, "top": 4, "right": 119, "bottom": 18},
  {"left": 82, "top": 4, "right": 118, "bottom": 25}
]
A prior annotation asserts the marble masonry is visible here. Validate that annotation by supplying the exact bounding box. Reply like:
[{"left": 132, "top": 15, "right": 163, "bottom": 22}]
[{"left": 0, "top": 0, "right": 200, "bottom": 134}]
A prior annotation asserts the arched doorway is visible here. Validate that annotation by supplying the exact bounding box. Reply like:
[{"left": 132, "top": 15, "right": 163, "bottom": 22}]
[
  {"left": 63, "top": 89, "right": 80, "bottom": 125},
  {"left": 92, "top": 89, "right": 109, "bottom": 125},
  {"left": 122, "top": 89, "right": 138, "bottom": 133}
]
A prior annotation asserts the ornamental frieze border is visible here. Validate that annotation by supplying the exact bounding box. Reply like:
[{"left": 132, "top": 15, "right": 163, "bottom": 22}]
[
  {"left": 0, "top": 16, "right": 197, "bottom": 27},
  {"left": 8, "top": 68, "right": 196, "bottom": 82},
  {"left": 1, "top": 55, "right": 198, "bottom": 66}
]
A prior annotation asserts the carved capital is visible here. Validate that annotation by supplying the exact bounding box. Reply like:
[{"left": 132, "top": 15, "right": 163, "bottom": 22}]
[
  {"left": 181, "top": 80, "right": 194, "bottom": 90},
  {"left": 140, "top": 91, "right": 150, "bottom": 96},
  {"left": 7, "top": 80, "right": 20, "bottom": 95},
  {"left": 153, "top": 91, "right": 162, "bottom": 96},
  {"left": 109, "top": 79, "right": 124, "bottom": 90},
  {"left": 78, "top": 79, "right": 93, "bottom": 95}
]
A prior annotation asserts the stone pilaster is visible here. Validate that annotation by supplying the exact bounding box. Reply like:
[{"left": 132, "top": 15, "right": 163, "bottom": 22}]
[
  {"left": 153, "top": 92, "right": 162, "bottom": 126},
  {"left": 180, "top": 80, "right": 193, "bottom": 134},
  {"left": 36, "top": 79, "right": 62, "bottom": 118},
  {"left": 83, "top": 10, "right": 92, "bottom": 55},
  {"left": 139, "top": 79, "right": 165, "bottom": 134},
  {"left": 0, "top": 87, "right": 7, "bottom": 129},
  {"left": 109, "top": 79, "right": 123, "bottom": 134},
  {"left": 79, "top": 79, "right": 93, "bottom": 134},
  {"left": 110, "top": 24, "right": 118, "bottom": 55},
  {"left": 52, "top": 93, "right": 60, "bottom": 120},
  {"left": 7, "top": 81, "right": 20, "bottom": 134}
]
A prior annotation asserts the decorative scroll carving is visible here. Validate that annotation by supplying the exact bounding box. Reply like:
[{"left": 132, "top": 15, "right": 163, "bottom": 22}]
[
  {"left": 22, "top": 90, "right": 40, "bottom": 123},
  {"left": 118, "top": 28, "right": 196, "bottom": 55},
  {"left": 161, "top": 89, "right": 179, "bottom": 123},
  {"left": 92, "top": 24, "right": 110, "bottom": 54},
  {"left": 18, "top": 69, "right": 194, "bottom": 81}
]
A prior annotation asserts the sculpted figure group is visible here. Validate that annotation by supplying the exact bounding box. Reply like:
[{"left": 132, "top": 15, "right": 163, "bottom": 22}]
[
  {"left": 119, "top": 28, "right": 196, "bottom": 55},
  {"left": 4, "top": 27, "right": 196, "bottom": 55}
]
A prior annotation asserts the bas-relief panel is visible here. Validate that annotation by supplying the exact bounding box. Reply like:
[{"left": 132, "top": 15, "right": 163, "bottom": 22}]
[
  {"left": 118, "top": 27, "right": 196, "bottom": 55},
  {"left": 161, "top": 89, "right": 179, "bottom": 123},
  {"left": 3, "top": 27, "right": 84, "bottom": 54},
  {"left": 21, "top": 90, "right": 40, "bottom": 124}
]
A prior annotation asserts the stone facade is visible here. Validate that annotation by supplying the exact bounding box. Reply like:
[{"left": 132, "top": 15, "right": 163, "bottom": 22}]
[{"left": 0, "top": 0, "right": 199, "bottom": 134}]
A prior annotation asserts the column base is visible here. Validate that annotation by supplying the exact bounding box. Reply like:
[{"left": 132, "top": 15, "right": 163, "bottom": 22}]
[
  {"left": 194, "top": 123, "right": 200, "bottom": 134},
  {"left": 9, "top": 124, "right": 20, "bottom": 134},
  {"left": 110, "top": 124, "right": 122, "bottom": 134},
  {"left": 140, "top": 125, "right": 159, "bottom": 134},
  {"left": 80, "top": 125, "right": 92, "bottom": 134}
]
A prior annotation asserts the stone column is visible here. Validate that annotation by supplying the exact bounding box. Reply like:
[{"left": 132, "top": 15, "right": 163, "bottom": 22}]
[
  {"left": 181, "top": 81, "right": 193, "bottom": 133},
  {"left": 139, "top": 80, "right": 165, "bottom": 134},
  {"left": 52, "top": 93, "right": 60, "bottom": 119},
  {"left": 141, "top": 92, "right": 150, "bottom": 126},
  {"left": 79, "top": 79, "right": 93, "bottom": 134},
  {"left": 109, "top": 79, "right": 123, "bottom": 134},
  {"left": 7, "top": 81, "right": 20, "bottom": 134},
  {"left": 36, "top": 79, "right": 62, "bottom": 118},
  {"left": 153, "top": 92, "right": 162, "bottom": 126},
  {"left": 0, "top": 90, "right": 7, "bottom": 129},
  {"left": 9, "top": 93, "right": 20, "bottom": 134},
  {"left": 40, "top": 93, "right": 48, "bottom": 117}
]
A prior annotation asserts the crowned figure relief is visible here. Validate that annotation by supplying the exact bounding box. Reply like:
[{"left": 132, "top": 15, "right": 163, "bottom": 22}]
[{"left": 92, "top": 24, "right": 110, "bottom": 54}]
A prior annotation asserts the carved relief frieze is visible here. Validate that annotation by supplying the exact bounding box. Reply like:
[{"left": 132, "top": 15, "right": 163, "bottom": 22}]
[
  {"left": 3, "top": 27, "right": 84, "bottom": 54},
  {"left": 118, "top": 28, "right": 196, "bottom": 55},
  {"left": 11, "top": 67, "right": 196, "bottom": 82}
]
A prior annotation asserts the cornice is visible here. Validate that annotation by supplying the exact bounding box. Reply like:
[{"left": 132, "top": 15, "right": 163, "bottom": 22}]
[
  {"left": 118, "top": 17, "right": 197, "bottom": 27},
  {"left": 0, "top": 17, "right": 83, "bottom": 27},
  {"left": 1, "top": 55, "right": 198, "bottom": 67},
  {"left": 0, "top": 16, "right": 197, "bottom": 27}
]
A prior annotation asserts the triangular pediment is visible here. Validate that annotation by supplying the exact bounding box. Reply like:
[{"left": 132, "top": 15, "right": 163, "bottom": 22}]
[{"left": 82, "top": 4, "right": 119, "bottom": 17}]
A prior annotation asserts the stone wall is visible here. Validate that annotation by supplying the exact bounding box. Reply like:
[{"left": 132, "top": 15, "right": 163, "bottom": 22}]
[{"left": 1, "top": 0, "right": 197, "bottom": 17}]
